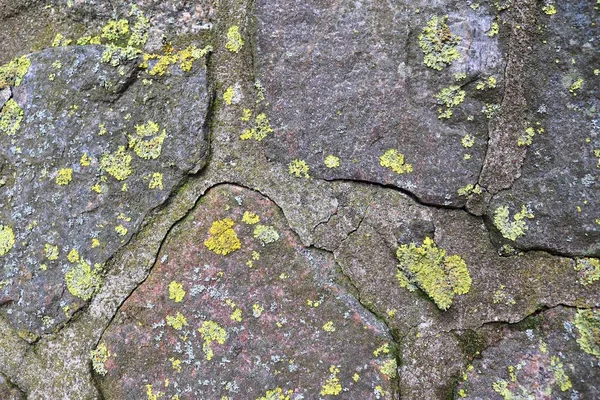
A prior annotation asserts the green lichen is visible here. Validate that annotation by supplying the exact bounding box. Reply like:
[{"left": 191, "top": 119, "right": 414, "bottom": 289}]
[
  {"left": 324, "top": 155, "right": 340, "bottom": 168},
  {"left": 396, "top": 237, "right": 471, "bottom": 310},
  {"left": 148, "top": 172, "right": 163, "bottom": 190},
  {"left": 204, "top": 218, "right": 241, "bottom": 255},
  {"left": 379, "top": 358, "right": 397, "bottom": 378},
  {"left": 0, "top": 99, "right": 24, "bottom": 136},
  {"left": 493, "top": 204, "right": 534, "bottom": 241},
  {"left": 242, "top": 211, "right": 260, "bottom": 225},
  {"left": 574, "top": 309, "right": 600, "bottom": 358},
  {"left": 542, "top": 4, "right": 557, "bottom": 15},
  {"left": 256, "top": 387, "right": 292, "bottom": 400},
  {"left": 288, "top": 159, "right": 310, "bottom": 178},
  {"left": 380, "top": 149, "right": 413, "bottom": 174},
  {"left": 101, "top": 19, "right": 130, "bottom": 42},
  {"left": 223, "top": 86, "right": 235, "bottom": 105},
  {"left": 461, "top": 134, "right": 475, "bottom": 148},
  {"left": 166, "top": 311, "right": 188, "bottom": 330},
  {"left": 476, "top": 76, "right": 497, "bottom": 90},
  {"left": 0, "top": 55, "right": 31, "bottom": 89},
  {"left": 457, "top": 184, "right": 482, "bottom": 197},
  {"left": 65, "top": 260, "right": 103, "bottom": 300},
  {"left": 44, "top": 243, "right": 59, "bottom": 260},
  {"left": 100, "top": 146, "right": 133, "bottom": 181},
  {"left": 0, "top": 225, "right": 15, "bottom": 256},
  {"left": 240, "top": 113, "right": 274, "bottom": 141},
  {"left": 569, "top": 78, "right": 583, "bottom": 95},
  {"left": 101, "top": 44, "right": 141, "bottom": 67},
  {"left": 168, "top": 281, "right": 186, "bottom": 302},
  {"left": 434, "top": 85, "right": 466, "bottom": 119},
  {"left": 574, "top": 258, "right": 600, "bottom": 286},
  {"left": 127, "top": 6, "right": 150, "bottom": 48},
  {"left": 129, "top": 121, "right": 167, "bottom": 160},
  {"left": 198, "top": 320, "right": 228, "bottom": 361},
  {"left": 418, "top": 15, "right": 461, "bottom": 70},
  {"left": 550, "top": 355, "right": 572, "bottom": 392},
  {"left": 90, "top": 343, "right": 110, "bottom": 376},
  {"left": 225, "top": 26, "right": 244, "bottom": 53},
  {"left": 55, "top": 168, "right": 73, "bottom": 185},
  {"left": 488, "top": 21, "right": 499, "bottom": 37},
  {"left": 51, "top": 33, "right": 72, "bottom": 47},
  {"left": 518, "top": 127, "right": 535, "bottom": 147},
  {"left": 253, "top": 224, "right": 280, "bottom": 245},
  {"left": 320, "top": 365, "right": 342, "bottom": 396}
]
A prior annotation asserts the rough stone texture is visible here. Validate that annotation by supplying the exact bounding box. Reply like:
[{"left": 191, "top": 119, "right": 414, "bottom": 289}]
[
  {"left": 0, "top": 0, "right": 600, "bottom": 399},
  {"left": 98, "top": 184, "right": 398, "bottom": 399}
]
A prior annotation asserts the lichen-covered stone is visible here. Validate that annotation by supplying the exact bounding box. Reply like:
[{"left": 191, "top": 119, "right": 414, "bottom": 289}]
[{"left": 97, "top": 185, "right": 398, "bottom": 399}]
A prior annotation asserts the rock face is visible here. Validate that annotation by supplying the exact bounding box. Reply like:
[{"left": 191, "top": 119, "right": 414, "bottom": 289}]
[{"left": 0, "top": 0, "right": 599, "bottom": 399}]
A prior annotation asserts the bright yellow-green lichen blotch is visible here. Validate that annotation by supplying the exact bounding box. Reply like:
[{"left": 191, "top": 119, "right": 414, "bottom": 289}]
[
  {"left": 418, "top": 15, "right": 461, "bottom": 71},
  {"left": 45, "top": 243, "right": 59, "bottom": 260},
  {"left": 242, "top": 211, "right": 260, "bottom": 224},
  {"left": 240, "top": 113, "right": 274, "bottom": 141},
  {"left": 323, "top": 321, "right": 335, "bottom": 332},
  {"left": 380, "top": 149, "right": 413, "bottom": 174},
  {"left": 100, "top": 146, "right": 133, "bottom": 181},
  {"left": 198, "top": 320, "right": 228, "bottom": 361},
  {"left": 574, "top": 309, "right": 600, "bottom": 358},
  {"left": 129, "top": 121, "right": 167, "bottom": 160},
  {"left": 550, "top": 355, "right": 572, "bottom": 391},
  {"left": 0, "top": 99, "right": 24, "bottom": 136},
  {"left": 253, "top": 224, "right": 280, "bottom": 245},
  {"left": 324, "top": 155, "right": 340, "bottom": 168},
  {"left": 55, "top": 168, "right": 73, "bottom": 185},
  {"left": 320, "top": 365, "right": 342, "bottom": 396},
  {"left": 396, "top": 237, "right": 471, "bottom": 310},
  {"left": 90, "top": 343, "right": 110, "bottom": 376},
  {"left": 67, "top": 248, "right": 80, "bottom": 263},
  {"left": 379, "top": 358, "right": 397, "bottom": 378},
  {"left": 461, "top": 134, "right": 475, "bottom": 148},
  {"left": 65, "top": 260, "right": 103, "bottom": 301},
  {"left": 148, "top": 172, "right": 163, "bottom": 190},
  {"left": 457, "top": 184, "right": 482, "bottom": 197},
  {"left": 127, "top": 6, "right": 150, "bottom": 48},
  {"left": 101, "top": 19, "right": 130, "bottom": 41},
  {"left": 0, "top": 55, "right": 31, "bottom": 89},
  {"left": 223, "top": 86, "right": 235, "bottom": 105},
  {"left": 257, "top": 387, "right": 292, "bottom": 400},
  {"left": 570, "top": 78, "right": 583, "bottom": 95},
  {"left": 204, "top": 218, "right": 241, "bottom": 255},
  {"left": 435, "top": 85, "right": 466, "bottom": 119},
  {"left": 574, "top": 258, "right": 600, "bottom": 286},
  {"left": 542, "top": 5, "right": 557, "bottom": 15},
  {"left": 0, "top": 225, "right": 15, "bottom": 256},
  {"left": 289, "top": 159, "right": 310, "bottom": 178},
  {"left": 225, "top": 26, "right": 244, "bottom": 53},
  {"left": 166, "top": 311, "right": 188, "bottom": 330},
  {"left": 493, "top": 204, "right": 534, "bottom": 241},
  {"left": 168, "top": 281, "right": 186, "bottom": 302}
]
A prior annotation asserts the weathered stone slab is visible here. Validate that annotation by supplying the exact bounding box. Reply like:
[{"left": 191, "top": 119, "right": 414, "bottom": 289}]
[
  {"left": 97, "top": 184, "right": 398, "bottom": 399},
  {"left": 0, "top": 45, "right": 209, "bottom": 335}
]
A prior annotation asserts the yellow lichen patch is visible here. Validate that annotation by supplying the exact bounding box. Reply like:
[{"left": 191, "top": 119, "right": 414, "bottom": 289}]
[
  {"left": 145, "top": 384, "right": 163, "bottom": 400},
  {"left": 0, "top": 225, "right": 15, "bottom": 256},
  {"left": 51, "top": 33, "right": 72, "bottom": 47},
  {"left": 252, "top": 303, "right": 264, "bottom": 318},
  {"left": 168, "top": 281, "right": 186, "bottom": 302},
  {"left": 80, "top": 153, "right": 92, "bottom": 167},
  {"left": 256, "top": 387, "right": 292, "bottom": 400},
  {"left": 570, "top": 78, "right": 583, "bottom": 95},
  {"left": 542, "top": 4, "right": 557, "bottom": 15},
  {"left": 574, "top": 309, "right": 600, "bottom": 357},
  {"left": 91, "top": 238, "right": 100, "bottom": 248},
  {"left": 550, "top": 355, "right": 571, "bottom": 391},
  {"left": 435, "top": 85, "right": 466, "bottom": 119},
  {"left": 241, "top": 108, "right": 252, "bottom": 121},
  {"left": 323, "top": 321, "right": 336, "bottom": 332},
  {"left": 225, "top": 26, "right": 244, "bottom": 53},
  {"left": 380, "top": 149, "right": 413, "bottom": 174},
  {"left": 100, "top": 146, "right": 133, "bottom": 181},
  {"left": 230, "top": 308, "right": 242, "bottom": 322},
  {"left": 379, "top": 358, "right": 397, "bottom": 378},
  {"left": 55, "top": 168, "right": 73, "bottom": 185},
  {"left": 493, "top": 204, "right": 534, "bottom": 241},
  {"left": 461, "top": 134, "right": 475, "bottom": 148},
  {"left": 373, "top": 343, "right": 390, "bottom": 357},
  {"left": 198, "top": 320, "right": 228, "bottom": 361},
  {"left": 0, "top": 55, "right": 31, "bottom": 89},
  {"left": 44, "top": 243, "right": 59, "bottom": 260},
  {"left": 90, "top": 342, "right": 110, "bottom": 376},
  {"left": 115, "top": 224, "right": 128, "bottom": 236},
  {"left": 169, "top": 358, "right": 182, "bottom": 373},
  {"left": 67, "top": 248, "right": 80, "bottom": 263},
  {"left": 101, "top": 19, "right": 130, "bottom": 41},
  {"left": 0, "top": 99, "right": 24, "bottom": 136},
  {"left": 324, "top": 155, "right": 340, "bottom": 168},
  {"left": 141, "top": 45, "right": 211, "bottom": 76},
  {"left": 204, "top": 218, "right": 241, "bottom": 256},
  {"left": 320, "top": 365, "right": 342, "bottom": 396},
  {"left": 242, "top": 211, "right": 260, "bottom": 225},
  {"left": 253, "top": 224, "right": 280, "bottom": 245},
  {"left": 128, "top": 6, "right": 150, "bottom": 48},
  {"left": 352, "top": 373, "right": 360, "bottom": 382},
  {"left": 223, "top": 86, "right": 235, "bottom": 105},
  {"left": 129, "top": 121, "right": 167, "bottom": 160},
  {"left": 166, "top": 311, "right": 188, "bottom": 330},
  {"left": 254, "top": 113, "right": 273, "bottom": 140},
  {"left": 396, "top": 237, "right": 471, "bottom": 310},
  {"left": 148, "top": 172, "right": 164, "bottom": 190},
  {"left": 418, "top": 15, "right": 461, "bottom": 71},
  {"left": 574, "top": 258, "right": 600, "bottom": 286},
  {"left": 288, "top": 159, "right": 310, "bottom": 178},
  {"left": 65, "top": 260, "right": 103, "bottom": 300}
]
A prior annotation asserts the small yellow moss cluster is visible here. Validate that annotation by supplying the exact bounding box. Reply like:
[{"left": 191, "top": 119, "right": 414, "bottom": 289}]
[
  {"left": 380, "top": 149, "right": 413, "bottom": 174},
  {"left": 168, "top": 281, "right": 186, "bottom": 302},
  {"left": 396, "top": 237, "right": 471, "bottom": 310},
  {"left": 324, "top": 155, "right": 340, "bottom": 168},
  {"left": 198, "top": 320, "right": 228, "bottom": 361},
  {"left": 253, "top": 224, "right": 280, "bottom": 244},
  {"left": 55, "top": 168, "right": 73, "bottom": 185},
  {"left": 256, "top": 387, "right": 292, "bottom": 400},
  {"left": 0, "top": 55, "right": 31, "bottom": 89},
  {"left": 100, "top": 146, "right": 133, "bottom": 181},
  {"left": 65, "top": 260, "right": 103, "bottom": 300},
  {"left": 320, "top": 365, "right": 342, "bottom": 396},
  {"left": 90, "top": 342, "right": 110, "bottom": 376},
  {"left": 240, "top": 113, "right": 274, "bottom": 141},
  {"left": 129, "top": 121, "right": 167, "bottom": 160},
  {"left": 574, "top": 309, "right": 600, "bottom": 358},
  {"left": 288, "top": 159, "right": 310, "bottom": 178},
  {"left": 204, "top": 218, "right": 241, "bottom": 255},
  {"left": 0, "top": 225, "right": 15, "bottom": 256},
  {"left": 574, "top": 258, "right": 600, "bottom": 286},
  {"left": 418, "top": 15, "right": 461, "bottom": 70},
  {"left": 0, "top": 99, "right": 24, "bottom": 136},
  {"left": 242, "top": 211, "right": 260, "bottom": 225},
  {"left": 225, "top": 26, "right": 244, "bottom": 53},
  {"left": 166, "top": 311, "right": 188, "bottom": 330},
  {"left": 493, "top": 204, "right": 534, "bottom": 241},
  {"left": 435, "top": 85, "right": 466, "bottom": 119}
]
